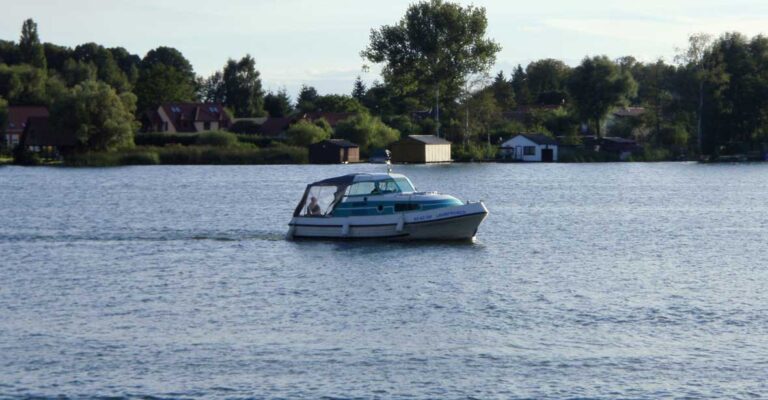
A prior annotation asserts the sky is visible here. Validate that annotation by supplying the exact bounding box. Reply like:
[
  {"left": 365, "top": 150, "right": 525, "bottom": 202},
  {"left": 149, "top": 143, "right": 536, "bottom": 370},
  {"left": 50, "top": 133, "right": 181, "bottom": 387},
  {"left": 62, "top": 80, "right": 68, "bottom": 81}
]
[{"left": 2, "top": 0, "right": 767, "bottom": 98}]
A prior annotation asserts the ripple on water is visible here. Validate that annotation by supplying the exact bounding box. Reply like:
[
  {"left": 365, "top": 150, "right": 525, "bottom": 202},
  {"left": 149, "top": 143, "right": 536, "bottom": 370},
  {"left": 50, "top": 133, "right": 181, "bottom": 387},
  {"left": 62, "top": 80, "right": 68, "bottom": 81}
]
[{"left": 1, "top": 163, "right": 768, "bottom": 398}]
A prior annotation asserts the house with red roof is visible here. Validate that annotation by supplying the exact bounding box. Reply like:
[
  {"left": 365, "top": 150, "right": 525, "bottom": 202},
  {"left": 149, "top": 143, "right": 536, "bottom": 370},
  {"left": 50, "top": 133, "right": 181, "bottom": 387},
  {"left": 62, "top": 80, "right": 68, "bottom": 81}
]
[
  {"left": 141, "top": 103, "right": 232, "bottom": 133},
  {"left": 3, "top": 106, "right": 50, "bottom": 148}
]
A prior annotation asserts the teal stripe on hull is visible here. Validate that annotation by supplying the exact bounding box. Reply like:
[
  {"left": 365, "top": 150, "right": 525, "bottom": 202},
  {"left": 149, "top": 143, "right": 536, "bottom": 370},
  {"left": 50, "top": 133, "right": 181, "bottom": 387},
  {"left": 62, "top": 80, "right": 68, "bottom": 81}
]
[{"left": 331, "top": 199, "right": 463, "bottom": 217}]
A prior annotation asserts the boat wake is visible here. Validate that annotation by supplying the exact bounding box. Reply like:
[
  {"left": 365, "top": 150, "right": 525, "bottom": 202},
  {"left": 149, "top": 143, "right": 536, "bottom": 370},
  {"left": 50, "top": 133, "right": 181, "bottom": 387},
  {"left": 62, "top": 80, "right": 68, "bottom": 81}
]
[{"left": 0, "top": 229, "right": 287, "bottom": 243}]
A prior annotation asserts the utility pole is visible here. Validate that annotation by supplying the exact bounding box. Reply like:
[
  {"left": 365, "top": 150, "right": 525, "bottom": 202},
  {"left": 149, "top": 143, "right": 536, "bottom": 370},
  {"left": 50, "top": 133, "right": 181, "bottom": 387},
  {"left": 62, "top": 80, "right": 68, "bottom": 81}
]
[{"left": 435, "top": 84, "right": 440, "bottom": 138}]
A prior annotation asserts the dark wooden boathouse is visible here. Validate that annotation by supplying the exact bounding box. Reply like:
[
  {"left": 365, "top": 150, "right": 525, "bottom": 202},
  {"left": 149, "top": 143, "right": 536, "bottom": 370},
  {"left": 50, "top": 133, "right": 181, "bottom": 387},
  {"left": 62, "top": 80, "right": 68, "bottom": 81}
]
[{"left": 308, "top": 139, "right": 360, "bottom": 164}]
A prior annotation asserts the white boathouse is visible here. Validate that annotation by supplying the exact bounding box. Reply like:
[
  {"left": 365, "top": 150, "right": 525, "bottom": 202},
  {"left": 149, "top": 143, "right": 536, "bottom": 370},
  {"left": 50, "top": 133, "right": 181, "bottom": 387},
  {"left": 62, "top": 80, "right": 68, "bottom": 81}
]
[{"left": 500, "top": 134, "right": 558, "bottom": 162}]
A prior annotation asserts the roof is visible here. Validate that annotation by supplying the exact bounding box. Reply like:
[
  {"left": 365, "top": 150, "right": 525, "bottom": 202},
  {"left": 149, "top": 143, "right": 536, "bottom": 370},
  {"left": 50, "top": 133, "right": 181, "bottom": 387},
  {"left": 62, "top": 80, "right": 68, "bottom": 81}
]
[
  {"left": 310, "top": 173, "right": 405, "bottom": 186},
  {"left": 22, "top": 117, "right": 77, "bottom": 147},
  {"left": 613, "top": 107, "right": 645, "bottom": 118},
  {"left": 310, "top": 139, "right": 358, "bottom": 148},
  {"left": 159, "top": 102, "right": 230, "bottom": 132},
  {"left": 601, "top": 136, "right": 636, "bottom": 144},
  {"left": 504, "top": 133, "right": 558, "bottom": 146},
  {"left": 302, "top": 112, "right": 353, "bottom": 127},
  {"left": 404, "top": 135, "right": 452, "bottom": 145},
  {"left": 5, "top": 106, "right": 49, "bottom": 134},
  {"left": 259, "top": 117, "right": 293, "bottom": 137}
]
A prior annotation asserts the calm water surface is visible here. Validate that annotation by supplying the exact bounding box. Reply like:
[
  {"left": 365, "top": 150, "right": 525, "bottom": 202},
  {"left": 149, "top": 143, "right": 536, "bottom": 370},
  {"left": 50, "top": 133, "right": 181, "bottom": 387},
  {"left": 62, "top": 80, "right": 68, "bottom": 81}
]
[{"left": 1, "top": 163, "right": 767, "bottom": 399}]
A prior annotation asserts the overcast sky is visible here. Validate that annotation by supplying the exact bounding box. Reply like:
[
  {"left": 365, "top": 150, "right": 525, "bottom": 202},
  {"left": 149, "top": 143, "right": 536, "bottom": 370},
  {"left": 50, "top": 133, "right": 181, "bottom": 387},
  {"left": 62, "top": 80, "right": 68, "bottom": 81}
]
[{"left": 2, "top": 0, "right": 767, "bottom": 98}]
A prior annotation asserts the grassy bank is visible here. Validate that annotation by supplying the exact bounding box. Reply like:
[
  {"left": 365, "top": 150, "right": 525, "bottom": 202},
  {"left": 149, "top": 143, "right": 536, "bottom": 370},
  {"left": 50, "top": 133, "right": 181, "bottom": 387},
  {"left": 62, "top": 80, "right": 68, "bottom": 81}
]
[
  {"left": 65, "top": 145, "right": 307, "bottom": 166},
  {"left": 63, "top": 131, "right": 307, "bottom": 166}
]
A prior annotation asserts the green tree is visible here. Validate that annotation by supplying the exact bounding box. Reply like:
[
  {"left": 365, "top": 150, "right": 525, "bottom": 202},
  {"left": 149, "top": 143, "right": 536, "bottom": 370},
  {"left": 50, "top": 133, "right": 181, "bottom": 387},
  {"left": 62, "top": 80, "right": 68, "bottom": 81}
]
[
  {"left": 526, "top": 58, "right": 570, "bottom": 104},
  {"left": 19, "top": 19, "right": 46, "bottom": 70},
  {"left": 62, "top": 58, "right": 97, "bottom": 87},
  {"left": 0, "top": 40, "right": 20, "bottom": 65},
  {"left": 198, "top": 71, "right": 225, "bottom": 103},
  {"left": 0, "top": 97, "right": 8, "bottom": 148},
  {"left": 222, "top": 55, "right": 266, "bottom": 117},
  {"left": 0, "top": 63, "right": 47, "bottom": 105},
  {"left": 566, "top": 56, "right": 637, "bottom": 138},
  {"left": 352, "top": 76, "right": 366, "bottom": 101},
  {"left": 285, "top": 119, "right": 330, "bottom": 146},
  {"left": 362, "top": 0, "right": 501, "bottom": 131},
  {"left": 264, "top": 88, "right": 293, "bottom": 117},
  {"left": 510, "top": 64, "right": 531, "bottom": 105},
  {"left": 296, "top": 85, "right": 319, "bottom": 113},
  {"left": 315, "top": 94, "right": 366, "bottom": 113},
  {"left": 51, "top": 80, "right": 137, "bottom": 151},
  {"left": 134, "top": 63, "right": 195, "bottom": 112},
  {"left": 462, "top": 89, "right": 501, "bottom": 144},
  {"left": 675, "top": 33, "right": 713, "bottom": 154},
  {"left": 43, "top": 43, "right": 73, "bottom": 72},
  {"left": 334, "top": 113, "right": 400, "bottom": 154},
  {"left": 141, "top": 46, "right": 195, "bottom": 83},
  {"left": 490, "top": 71, "right": 515, "bottom": 110}
]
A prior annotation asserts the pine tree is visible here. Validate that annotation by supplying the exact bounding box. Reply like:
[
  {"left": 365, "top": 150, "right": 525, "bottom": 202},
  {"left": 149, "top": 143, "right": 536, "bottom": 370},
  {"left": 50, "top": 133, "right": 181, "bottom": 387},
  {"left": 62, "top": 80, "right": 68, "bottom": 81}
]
[
  {"left": 510, "top": 65, "right": 531, "bottom": 106},
  {"left": 19, "top": 19, "right": 47, "bottom": 70},
  {"left": 352, "top": 76, "right": 366, "bottom": 101}
]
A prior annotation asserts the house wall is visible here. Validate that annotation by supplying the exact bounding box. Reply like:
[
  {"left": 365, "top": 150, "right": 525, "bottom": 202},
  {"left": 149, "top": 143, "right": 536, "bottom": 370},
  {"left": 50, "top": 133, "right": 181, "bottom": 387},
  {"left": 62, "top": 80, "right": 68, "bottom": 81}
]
[
  {"left": 156, "top": 107, "right": 176, "bottom": 133},
  {"left": 424, "top": 144, "right": 451, "bottom": 162},
  {"left": 392, "top": 141, "right": 451, "bottom": 163},
  {"left": 346, "top": 147, "right": 360, "bottom": 163},
  {"left": 391, "top": 142, "right": 425, "bottom": 163},
  {"left": 194, "top": 121, "right": 220, "bottom": 132}
]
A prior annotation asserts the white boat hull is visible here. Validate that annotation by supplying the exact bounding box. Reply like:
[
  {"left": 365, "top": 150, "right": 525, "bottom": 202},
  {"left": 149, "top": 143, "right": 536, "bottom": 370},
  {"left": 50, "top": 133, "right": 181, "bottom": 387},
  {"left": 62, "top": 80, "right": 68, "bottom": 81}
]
[{"left": 287, "top": 202, "right": 488, "bottom": 240}]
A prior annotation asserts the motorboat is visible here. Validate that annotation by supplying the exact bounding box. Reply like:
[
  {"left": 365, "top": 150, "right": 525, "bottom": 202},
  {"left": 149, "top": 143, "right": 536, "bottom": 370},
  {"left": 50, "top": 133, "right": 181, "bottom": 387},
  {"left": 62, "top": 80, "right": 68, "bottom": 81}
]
[{"left": 287, "top": 172, "right": 488, "bottom": 240}]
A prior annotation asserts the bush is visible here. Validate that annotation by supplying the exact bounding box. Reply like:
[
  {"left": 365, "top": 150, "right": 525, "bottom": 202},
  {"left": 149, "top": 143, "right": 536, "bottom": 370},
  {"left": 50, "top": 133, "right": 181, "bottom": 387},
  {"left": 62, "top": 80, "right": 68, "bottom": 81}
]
[
  {"left": 229, "top": 120, "right": 261, "bottom": 134},
  {"left": 65, "top": 152, "right": 122, "bottom": 166},
  {"left": 196, "top": 131, "right": 238, "bottom": 147},
  {"left": 558, "top": 147, "right": 619, "bottom": 162},
  {"left": 236, "top": 134, "right": 278, "bottom": 147},
  {"left": 628, "top": 146, "right": 672, "bottom": 162},
  {"left": 285, "top": 120, "right": 331, "bottom": 146},
  {"left": 120, "top": 151, "right": 160, "bottom": 165},
  {"left": 335, "top": 113, "right": 400, "bottom": 155},
  {"left": 453, "top": 143, "right": 498, "bottom": 161},
  {"left": 135, "top": 132, "right": 198, "bottom": 146}
]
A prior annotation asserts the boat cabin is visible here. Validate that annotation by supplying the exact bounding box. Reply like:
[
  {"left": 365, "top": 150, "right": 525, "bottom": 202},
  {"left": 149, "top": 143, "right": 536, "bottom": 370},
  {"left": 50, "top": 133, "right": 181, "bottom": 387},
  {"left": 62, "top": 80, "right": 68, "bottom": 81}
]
[{"left": 293, "top": 173, "right": 419, "bottom": 217}]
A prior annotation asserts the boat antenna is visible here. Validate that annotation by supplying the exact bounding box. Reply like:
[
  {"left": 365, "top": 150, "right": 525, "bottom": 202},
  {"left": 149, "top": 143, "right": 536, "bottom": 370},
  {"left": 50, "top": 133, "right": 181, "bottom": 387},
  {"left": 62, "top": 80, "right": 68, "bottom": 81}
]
[{"left": 386, "top": 159, "right": 392, "bottom": 174}]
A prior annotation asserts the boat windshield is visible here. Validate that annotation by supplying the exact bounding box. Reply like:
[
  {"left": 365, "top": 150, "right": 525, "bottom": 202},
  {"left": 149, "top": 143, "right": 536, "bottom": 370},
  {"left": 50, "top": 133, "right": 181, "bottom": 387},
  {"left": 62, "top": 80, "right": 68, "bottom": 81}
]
[
  {"left": 293, "top": 184, "right": 347, "bottom": 217},
  {"left": 346, "top": 177, "right": 415, "bottom": 197}
]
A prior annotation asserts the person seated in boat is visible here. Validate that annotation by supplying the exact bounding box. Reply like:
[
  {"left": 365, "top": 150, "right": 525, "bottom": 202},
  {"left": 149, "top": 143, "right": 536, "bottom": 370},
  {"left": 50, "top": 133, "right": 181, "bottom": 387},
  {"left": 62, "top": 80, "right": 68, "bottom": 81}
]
[
  {"left": 307, "top": 196, "right": 322, "bottom": 216},
  {"left": 370, "top": 182, "right": 382, "bottom": 195}
]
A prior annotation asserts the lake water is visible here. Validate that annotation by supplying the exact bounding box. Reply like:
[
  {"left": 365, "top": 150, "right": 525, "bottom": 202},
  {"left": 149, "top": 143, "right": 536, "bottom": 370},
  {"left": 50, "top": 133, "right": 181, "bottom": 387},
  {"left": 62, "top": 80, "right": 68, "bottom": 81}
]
[{"left": 1, "top": 162, "right": 767, "bottom": 399}]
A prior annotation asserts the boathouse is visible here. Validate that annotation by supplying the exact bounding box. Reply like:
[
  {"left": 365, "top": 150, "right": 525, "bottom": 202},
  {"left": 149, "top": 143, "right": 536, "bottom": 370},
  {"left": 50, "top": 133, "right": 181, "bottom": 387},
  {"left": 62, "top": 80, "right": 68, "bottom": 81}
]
[
  {"left": 391, "top": 135, "right": 451, "bottom": 163},
  {"left": 21, "top": 117, "right": 78, "bottom": 158},
  {"left": 3, "top": 106, "right": 49, "bottom": 148},
  {"left": 500, "top": 134, "right": 558, "bottom": 162},
  {"left": 308, "top": 139, "right": 360, "bottom": 164}
]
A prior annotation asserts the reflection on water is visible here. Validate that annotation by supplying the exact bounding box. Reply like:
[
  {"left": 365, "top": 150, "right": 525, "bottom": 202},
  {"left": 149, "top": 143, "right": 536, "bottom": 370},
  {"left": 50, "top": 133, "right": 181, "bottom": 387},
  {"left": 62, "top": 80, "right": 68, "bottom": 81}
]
[{"left": 1, "top": 163, "right": 768, "bottom": 398}]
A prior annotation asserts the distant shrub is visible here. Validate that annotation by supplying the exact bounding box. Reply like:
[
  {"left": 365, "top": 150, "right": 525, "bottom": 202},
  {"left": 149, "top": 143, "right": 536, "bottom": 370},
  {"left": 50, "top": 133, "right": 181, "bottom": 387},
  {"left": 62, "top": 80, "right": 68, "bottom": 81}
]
[
  {"left": 229, "top": 120, "right": 261, "bottom": 134},
  {"left": 558, "top": 147, "right": 619, "bottom": 162},
  {"left": 196, "top": 131, "right": 238, "bottom": 147},
  {"left": 453, "top": 143, "right": 498, "bottom": 161},
  {"left": 628, "top": 146, "right": 672, "bottom": 162},
  {"left": 120, "top": 151, "right": 160, "bottom": 165},
  {"left": 65, "top": 152, "right": 122, "bottom": 166},
  {"left": 236, "top": 134, "right": 275, "bottom": 147},
  {"left": 135, "top": 132, "right": 198, "bottom": 146}
]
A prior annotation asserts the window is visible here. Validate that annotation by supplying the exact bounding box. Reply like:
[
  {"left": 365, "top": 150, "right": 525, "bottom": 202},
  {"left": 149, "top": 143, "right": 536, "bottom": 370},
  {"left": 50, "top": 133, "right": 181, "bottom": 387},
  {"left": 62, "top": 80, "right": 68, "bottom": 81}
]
[
  {"left": 394, "top": 177, "right": 415, "bottom": 192},
  {"left": 523, "top": 146, "right": 536, "bottom": 156},
  {"left": 394, "top": 203, "right": 420, "bottom": 212},
  {"left": 348, "top": 182, "right": 376, "bottom": 196}
]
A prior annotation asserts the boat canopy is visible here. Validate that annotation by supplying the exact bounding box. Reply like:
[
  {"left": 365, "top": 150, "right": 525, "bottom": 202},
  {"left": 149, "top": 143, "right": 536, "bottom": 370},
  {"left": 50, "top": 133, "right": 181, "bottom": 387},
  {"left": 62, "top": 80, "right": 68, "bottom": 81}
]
[{"left": 293, "top": 173, "right": 416, "bottom": 217}]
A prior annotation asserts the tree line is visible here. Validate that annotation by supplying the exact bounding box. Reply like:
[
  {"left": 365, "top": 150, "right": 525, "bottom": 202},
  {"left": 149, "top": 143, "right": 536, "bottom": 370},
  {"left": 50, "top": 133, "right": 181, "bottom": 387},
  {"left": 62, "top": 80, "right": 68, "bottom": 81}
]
[{"left": 2, "top": 0, "right": 768, "bottom": 159}]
